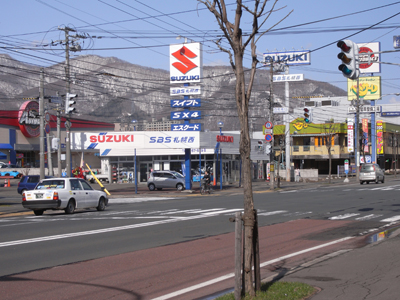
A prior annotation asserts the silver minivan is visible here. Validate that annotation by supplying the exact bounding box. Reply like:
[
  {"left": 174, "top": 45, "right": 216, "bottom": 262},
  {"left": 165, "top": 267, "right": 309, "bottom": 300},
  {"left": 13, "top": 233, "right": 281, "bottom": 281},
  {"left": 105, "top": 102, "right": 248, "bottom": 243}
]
[
  {"left": 147, "top": 171, "right": 185, "bottom": 191},
  {"left": 359, "top": 163, "right": 385, "bottom": 184}
]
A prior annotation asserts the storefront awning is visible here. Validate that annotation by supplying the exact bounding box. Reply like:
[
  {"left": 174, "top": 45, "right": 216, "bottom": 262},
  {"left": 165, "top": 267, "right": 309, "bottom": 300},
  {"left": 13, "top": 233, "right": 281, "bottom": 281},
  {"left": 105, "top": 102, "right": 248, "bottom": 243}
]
[
  {"left": 0, "top": 151, "right": 7, "bottom": 159},
  {"left": 0, "top": 143, "right": 13, "bottom": 150}
]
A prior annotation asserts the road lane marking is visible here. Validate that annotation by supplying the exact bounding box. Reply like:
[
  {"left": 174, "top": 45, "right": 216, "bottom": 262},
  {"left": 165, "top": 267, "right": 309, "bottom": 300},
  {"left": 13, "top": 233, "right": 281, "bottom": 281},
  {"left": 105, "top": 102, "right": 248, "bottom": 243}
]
[
  {"left": 258, "top": 210, "right": 287, "bottom": 216},
  {"left": 151, "top": 236, "right": 354, "bottom": 300},
  {"left": 380, "top": 215, "right": 400, "bottom": 222},
  {"left": 329, "top": 213, "right": 360, "bottom": 220},
  {"left": 355, "top": 214, "right": 382, "bottom": 221}
]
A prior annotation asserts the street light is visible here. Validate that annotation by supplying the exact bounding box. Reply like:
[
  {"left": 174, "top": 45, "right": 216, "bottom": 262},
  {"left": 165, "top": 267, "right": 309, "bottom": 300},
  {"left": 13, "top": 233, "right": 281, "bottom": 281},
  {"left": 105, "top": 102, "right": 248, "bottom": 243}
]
[
  {"left": 218, "top": 121, "right": 224, "bottom": 190},
  {"left": 132, "top": 120, "right": 138, "bottom": 194}
]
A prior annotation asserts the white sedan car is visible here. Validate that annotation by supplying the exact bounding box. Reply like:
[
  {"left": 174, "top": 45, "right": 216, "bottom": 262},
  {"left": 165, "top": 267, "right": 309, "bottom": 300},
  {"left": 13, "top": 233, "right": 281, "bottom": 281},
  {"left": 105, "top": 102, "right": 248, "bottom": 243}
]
[{"left": 22, "top": 177, "right": 108, "bottom": 216}]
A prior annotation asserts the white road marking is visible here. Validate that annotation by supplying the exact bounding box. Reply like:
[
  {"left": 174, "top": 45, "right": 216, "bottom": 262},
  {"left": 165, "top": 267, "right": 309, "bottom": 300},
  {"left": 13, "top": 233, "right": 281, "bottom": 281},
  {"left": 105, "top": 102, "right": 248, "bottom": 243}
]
[
  {"left": 355, "top": 214, "right": 382, "bottom": 221},
  {"left": 109, "top": 197, "right": 176, "bottom": 203},
  {"left": 258, "top": 210, "right": 288, "bottom": 216},
  {"left": 380, "top": 215, "right": 400, "bottom": 222},
  {"left": 329, "top": 213, "right": 360, "bottom": 220},
  {"left": 151, "top": 236, "right": 354, "bottom": 300}
]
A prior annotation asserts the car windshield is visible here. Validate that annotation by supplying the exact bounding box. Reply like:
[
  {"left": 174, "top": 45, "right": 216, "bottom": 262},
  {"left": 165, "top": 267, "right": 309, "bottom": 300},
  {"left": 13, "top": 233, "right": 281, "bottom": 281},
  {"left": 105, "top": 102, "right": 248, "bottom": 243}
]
[
  {"left": 170, "top": 171, "right": 184, "bottom": 178},
  {"left": 36, "top": 180, "right": 65, "bottom": 190}
]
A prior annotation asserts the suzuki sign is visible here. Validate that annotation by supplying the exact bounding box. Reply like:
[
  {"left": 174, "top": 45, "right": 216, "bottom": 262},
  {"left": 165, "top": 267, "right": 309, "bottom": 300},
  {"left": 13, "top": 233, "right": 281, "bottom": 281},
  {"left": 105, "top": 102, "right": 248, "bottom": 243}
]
[{"left": 170, "top": 42, "right": 203, "bottom": 84}]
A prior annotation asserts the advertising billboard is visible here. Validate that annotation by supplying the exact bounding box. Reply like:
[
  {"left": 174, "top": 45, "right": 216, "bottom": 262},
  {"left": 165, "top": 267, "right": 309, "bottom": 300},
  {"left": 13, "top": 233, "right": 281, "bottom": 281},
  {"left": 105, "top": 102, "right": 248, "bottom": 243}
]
[
  {"left": 357, "top": 42, "right": 380, "bottom": 74},
  {"left": 347, "top": 76, "right": 381, "bottom": 101},
  {"left": 170, "top": 42, "right": 202, "bottom": 84},
  {"left": 263, "top": 50, "right": 311, "bottom": 65}
]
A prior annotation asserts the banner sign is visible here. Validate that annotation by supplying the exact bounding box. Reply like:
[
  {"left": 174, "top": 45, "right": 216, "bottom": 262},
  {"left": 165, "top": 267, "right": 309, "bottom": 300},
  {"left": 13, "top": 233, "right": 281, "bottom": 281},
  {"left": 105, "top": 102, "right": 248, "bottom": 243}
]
[
  {"left": 263, "top": 50, "right": 311, "bottom": 65},
  {"left": 171, "top": 124, "right": 201, "bottom": 131},
  {"left": 347, "top": 119, "right": 354, "bottom": 152},
  {"left": 273, "top": 74, "right": 304, "bottom": 82},
  {"left": 170, "top": 99, "right": 201, "bottom": 108},
  {"left": 347, "top": 76, "right": 381, "bottom": 101},
  {"left": 171, "top": 111, "right": 201, "bottom": 120},
  {"left": 376, "top": 120, "right": 384, "bottom": 154},
  {"left": 362, "top": 118, "right": 369, "bottom": 153},
  {"left": 381, "top": 112, "right": 400, "bottom": 117},
  {"left": 348, "top": 106, "right": 381, "bottom": 113},
  {"left": 170, "top": 86, "right": 201, "bottom": 96}
]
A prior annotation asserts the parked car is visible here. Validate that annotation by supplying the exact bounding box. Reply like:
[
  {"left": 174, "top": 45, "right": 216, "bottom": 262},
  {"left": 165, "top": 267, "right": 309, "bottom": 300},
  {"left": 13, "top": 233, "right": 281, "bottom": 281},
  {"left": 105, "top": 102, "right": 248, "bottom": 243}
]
[
  {"left": 18, "top": 175, "right": 52, "bottom": 194},
  {"left": 22, "top": 177, "right": 108, "bottom": 216},
  {"left": 359, "top": 163, "right": 385, "bottom": 184},
  {"left": 147, "top": 170, "right": 185, "bottom": 191},
  {"left": 0, "top": 163, "right": 20, "bottom": 168}
]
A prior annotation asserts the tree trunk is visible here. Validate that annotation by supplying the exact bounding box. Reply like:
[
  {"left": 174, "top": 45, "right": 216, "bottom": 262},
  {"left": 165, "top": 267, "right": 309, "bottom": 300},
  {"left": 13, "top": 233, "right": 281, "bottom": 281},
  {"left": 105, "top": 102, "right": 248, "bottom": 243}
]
[{"left": 235, "top": 53, "right": 255, "bottom": 297}]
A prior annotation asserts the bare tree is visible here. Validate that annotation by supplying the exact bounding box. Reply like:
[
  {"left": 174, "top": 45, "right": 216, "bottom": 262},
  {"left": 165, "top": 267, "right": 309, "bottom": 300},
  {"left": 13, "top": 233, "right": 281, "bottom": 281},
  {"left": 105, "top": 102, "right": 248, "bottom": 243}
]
[{"left": 198, "top": 0, "right": 291, "bottom": 296}]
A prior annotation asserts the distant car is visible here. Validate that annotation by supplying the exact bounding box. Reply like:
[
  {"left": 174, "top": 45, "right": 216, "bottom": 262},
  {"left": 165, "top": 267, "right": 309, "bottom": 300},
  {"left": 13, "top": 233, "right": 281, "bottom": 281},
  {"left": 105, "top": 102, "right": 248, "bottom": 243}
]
[
  {"left": 18, "top": 175, "right": 53, "bottom": 194},
  {"left": 147, "top": 170, "right": 185, "bottom": 191},
  {"left": 359, "top": 163, "right": 385, "bottom": 184},
  {"left": 22, "top": 177, "right": 108, "bottom": 216},
  {"left": 0, "top": 163, "right": 20, "bottom": 168}
]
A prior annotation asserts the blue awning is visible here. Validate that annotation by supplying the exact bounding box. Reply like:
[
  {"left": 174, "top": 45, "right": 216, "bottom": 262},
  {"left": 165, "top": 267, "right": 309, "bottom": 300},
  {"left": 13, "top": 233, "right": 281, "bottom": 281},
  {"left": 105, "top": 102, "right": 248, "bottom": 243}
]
[
  {"left": 0, "top": 143, "right": 13, "bottom": 150},
  {"left": 0, "top": 151, "right": 7, "bottom": 160}
]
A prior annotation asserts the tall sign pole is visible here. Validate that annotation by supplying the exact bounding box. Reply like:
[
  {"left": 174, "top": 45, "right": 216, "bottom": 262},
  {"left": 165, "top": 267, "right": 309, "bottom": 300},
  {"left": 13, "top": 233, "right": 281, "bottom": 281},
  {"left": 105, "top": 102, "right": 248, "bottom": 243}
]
[
  {"left": 269, "top": 62, "right": 275, "bottom": 190},
  {"left": 39, "top": 68, "right": 45, "bottom": 180},
  {"left": 285, "top": 65, "right": 291, "bottom": 182}
]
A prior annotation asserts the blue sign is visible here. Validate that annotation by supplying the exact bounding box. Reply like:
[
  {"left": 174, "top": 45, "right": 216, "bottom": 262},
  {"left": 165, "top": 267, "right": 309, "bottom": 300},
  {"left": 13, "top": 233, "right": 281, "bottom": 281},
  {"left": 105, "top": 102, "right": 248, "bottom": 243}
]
[
  {"left": 381, "top": 112, "right": 400, "bottom": 117},
  {"left": 171, "top": 99, "right": 201, "bottom": 108},
  {"left": 171, "top": 111, "right": 201, "bottom": 120},
  {"left": 171, "top": 124, "right": 201, "bottom": 131}
]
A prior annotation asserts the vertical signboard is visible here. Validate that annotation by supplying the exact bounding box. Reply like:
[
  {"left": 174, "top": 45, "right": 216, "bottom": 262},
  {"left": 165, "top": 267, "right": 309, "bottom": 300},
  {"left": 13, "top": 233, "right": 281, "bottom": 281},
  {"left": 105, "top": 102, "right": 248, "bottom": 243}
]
[
  {"left": 170, "top": 42, "right": 203, "bottom": 84},
  {"left": 362, "top": 118, "right": 369, "bottom": 153},
  {"left": 347, "top": 119, "right": 354, "bottom": 152},
  {"left": 376, "top": 120, "right": 384, "bottom": 155},
  {"left": 347, "top": 76, "right": 381, "bottom": 101}
]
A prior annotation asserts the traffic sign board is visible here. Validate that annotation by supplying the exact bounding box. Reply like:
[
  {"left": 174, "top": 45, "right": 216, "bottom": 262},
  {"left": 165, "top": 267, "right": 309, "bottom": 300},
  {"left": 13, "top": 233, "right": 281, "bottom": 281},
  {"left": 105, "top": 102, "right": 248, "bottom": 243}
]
[
  {"left": 264, "top": 121, "right": 273, "bottom": 129},
  {"left": 45, "top": 123, "right": 51, "bottom": 134},
  {"left": 265, "top": 134, "right": 273, "bottom": 142}
]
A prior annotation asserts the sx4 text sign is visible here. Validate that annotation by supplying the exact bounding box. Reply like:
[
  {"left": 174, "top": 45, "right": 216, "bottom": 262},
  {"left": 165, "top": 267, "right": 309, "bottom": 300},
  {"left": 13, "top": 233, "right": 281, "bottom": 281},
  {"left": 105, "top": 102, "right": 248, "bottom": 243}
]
[
  {"left": 171, "top": 111, "right": 201, "bottom": 120},
  {"left": 348, "top": 106, "right": 381, "bottom": 113}
]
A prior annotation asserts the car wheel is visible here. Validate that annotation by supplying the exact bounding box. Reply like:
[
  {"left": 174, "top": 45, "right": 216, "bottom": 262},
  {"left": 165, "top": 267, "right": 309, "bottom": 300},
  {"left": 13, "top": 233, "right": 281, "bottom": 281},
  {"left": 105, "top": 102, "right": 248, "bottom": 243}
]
[
  {"left": 97, "top": 197, "right": 106, "bottom": 211},
  {"left": 148, "top": 183, "right": 156, "bottom": 191},
  {"left": 375, "top": 178, "right": 379, "bottom": 184},
  {"left": 176, "top": 183, "right": 184, "bottom": 191},
  {"left": 64, "top": 200, "right": 75, "bottom": 214},
  {"left": 360, "top": 181, "right": 363, "bottom": 185},
  {"left": 366, "top": 182, "right": 370, "bottom": 184},
  {"left": 33, "top": 210, "right": 44, "bottom": 216},
  {"left": 382, "top": 177, "right": 385, "bottom": 183}
]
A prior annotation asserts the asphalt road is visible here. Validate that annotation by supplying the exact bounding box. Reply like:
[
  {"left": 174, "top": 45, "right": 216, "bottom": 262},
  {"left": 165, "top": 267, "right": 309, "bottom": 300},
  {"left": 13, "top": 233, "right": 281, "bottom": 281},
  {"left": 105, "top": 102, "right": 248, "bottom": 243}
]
[{"left": 1, "top": 177, "right": 400, "bottom": 298}]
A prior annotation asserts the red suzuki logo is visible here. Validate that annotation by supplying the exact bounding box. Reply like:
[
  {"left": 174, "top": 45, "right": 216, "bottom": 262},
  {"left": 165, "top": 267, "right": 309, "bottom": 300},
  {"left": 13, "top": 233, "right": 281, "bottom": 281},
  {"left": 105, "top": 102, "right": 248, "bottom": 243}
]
[{"left": 171, "top": 46, "right": 198, "bottom": 74}]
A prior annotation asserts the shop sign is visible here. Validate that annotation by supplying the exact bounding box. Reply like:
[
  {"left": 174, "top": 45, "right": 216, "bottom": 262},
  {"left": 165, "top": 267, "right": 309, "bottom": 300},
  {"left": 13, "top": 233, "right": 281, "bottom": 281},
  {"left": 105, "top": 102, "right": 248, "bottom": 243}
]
[
  {"left": 263, "top": 50, "right": 311, "bottom": 65},
  {"left": 216, "top": 135, "right": 234, "bottom": 143},
  {"left": 170, "top": 43, "right": 202, "bottom": 84},
  {"left": 18, "top": 101, "right": 40, "bottom": 138},
  {"left": 171, "top": 124, "right": 201, "bottom": 131},
  {"left": 170, "top": 86, "right": 201, "bottom": 96},
  {"left": 171, "top": 111, "right": 201, "bottom": 120},
  {"left": 347, "top": 119, "right": 354, "bottom": 152}
]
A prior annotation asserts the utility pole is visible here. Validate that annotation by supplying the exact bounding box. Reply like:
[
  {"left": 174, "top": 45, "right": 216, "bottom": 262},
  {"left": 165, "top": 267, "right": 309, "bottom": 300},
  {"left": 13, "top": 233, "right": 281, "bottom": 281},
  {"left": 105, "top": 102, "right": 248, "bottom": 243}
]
[
  {"left": 45, "top": 98, "right": 54, "bottom": 176},
  {"left": 58, "top": 26, "right": 83, "bottom": 177},
  {"left": 269, "top": 62, "right": 275, "bottom": 190},
  {"left": 355, "top": 78, "right": 360, "bottom": 181},
  {"left": 57, "top": 92, "right": 62, "bottom": 177},
  {"left": 39, "top": 68, "right": 45, "bottom": 180},
  {"left": 284, "top": 65, "right": 291, "bottom": 182}
]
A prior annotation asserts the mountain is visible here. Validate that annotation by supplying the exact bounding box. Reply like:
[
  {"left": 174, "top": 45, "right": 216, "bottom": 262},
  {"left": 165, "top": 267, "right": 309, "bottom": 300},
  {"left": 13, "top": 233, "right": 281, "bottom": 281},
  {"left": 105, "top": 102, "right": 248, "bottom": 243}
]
[{"left": 0, "top": 54, "right": 346, "bottom": 131}]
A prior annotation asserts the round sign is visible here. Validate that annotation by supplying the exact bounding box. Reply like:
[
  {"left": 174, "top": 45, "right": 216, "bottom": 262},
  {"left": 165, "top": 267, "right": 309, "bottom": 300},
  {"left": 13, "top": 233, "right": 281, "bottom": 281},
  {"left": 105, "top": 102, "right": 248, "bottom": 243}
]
[
  {"left": 45, "top": 112, "right": 50, "bottom": 123},
  {"left": 45, "top": 123, "right": 51, "bottom": 134},
  {"left": 265, "top": 134, "right": 273, "bottom": 142},
  {"left": 264, "top": 121, "right": 273, "bottom": 129}
]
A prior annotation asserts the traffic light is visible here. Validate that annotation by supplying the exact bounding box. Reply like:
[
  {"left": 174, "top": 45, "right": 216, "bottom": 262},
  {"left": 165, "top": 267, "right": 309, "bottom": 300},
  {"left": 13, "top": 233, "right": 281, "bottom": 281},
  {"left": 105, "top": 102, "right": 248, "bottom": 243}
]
[
  {"left": 337, "top": 39, "right": 359, "bottom": 80},
  {"left": 265, "top": 144, "right": 271, "bottom": 154},
  {"left": 303, "top": 106, "right": 312, "bottom": 123},
  {"left": 257, "top": 140, "right": 263, "bottom": 152},
  {"left": 65, "top": 93, "right": 77, "bottom": 114}
]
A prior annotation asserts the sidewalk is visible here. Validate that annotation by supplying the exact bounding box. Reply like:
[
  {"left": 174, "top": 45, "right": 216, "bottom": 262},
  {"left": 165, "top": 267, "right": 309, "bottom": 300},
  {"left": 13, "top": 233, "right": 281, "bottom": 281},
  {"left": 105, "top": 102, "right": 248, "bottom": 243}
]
[{"left": 281, "top": 228, "right": 400, "bottom": 300}]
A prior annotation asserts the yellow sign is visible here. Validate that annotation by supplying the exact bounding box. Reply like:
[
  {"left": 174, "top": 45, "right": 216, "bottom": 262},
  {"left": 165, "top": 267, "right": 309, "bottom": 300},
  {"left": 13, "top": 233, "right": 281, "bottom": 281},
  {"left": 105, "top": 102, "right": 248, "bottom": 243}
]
[
  {"left": 347, "top": 76, "right": 381, "bottom": 101},
  {"left": 270, "top": 164, "right": 274, "bottom": 172}
]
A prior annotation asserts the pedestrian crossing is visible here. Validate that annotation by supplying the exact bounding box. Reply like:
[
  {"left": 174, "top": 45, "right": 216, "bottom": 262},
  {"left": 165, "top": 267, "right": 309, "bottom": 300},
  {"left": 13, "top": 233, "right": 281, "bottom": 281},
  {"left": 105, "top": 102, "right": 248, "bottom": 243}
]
[{"left": 2, "top": 207, "right": 400, "bottom": 225}]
